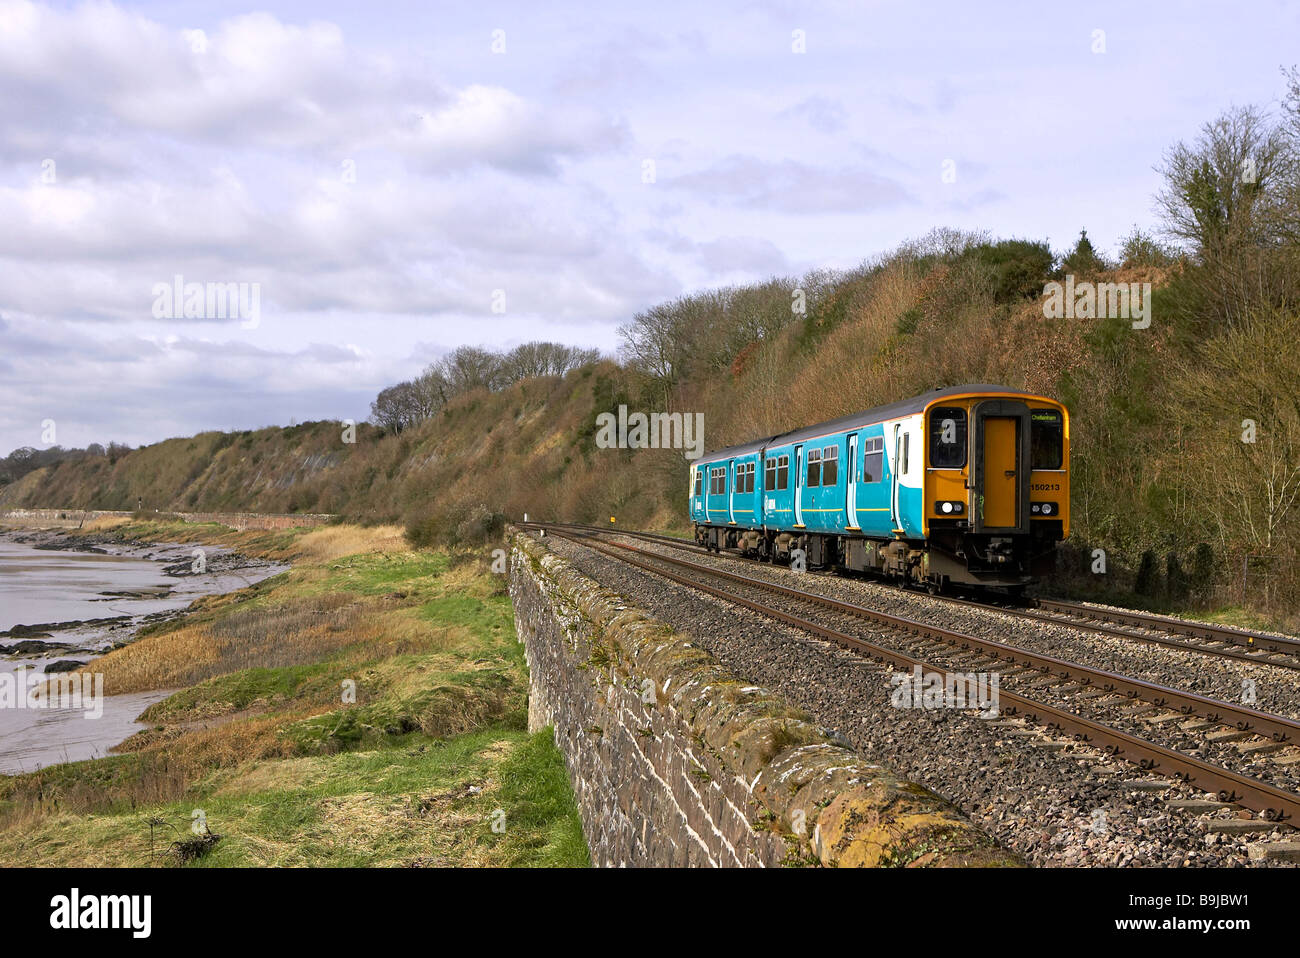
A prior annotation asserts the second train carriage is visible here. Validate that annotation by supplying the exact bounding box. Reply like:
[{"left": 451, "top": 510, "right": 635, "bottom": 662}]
[{"left": 688, "top": 384, "right": 1069, "bottom": 591}]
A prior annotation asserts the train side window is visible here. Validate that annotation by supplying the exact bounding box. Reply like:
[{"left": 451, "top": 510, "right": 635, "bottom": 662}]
[
  {"left": 694, "top": 471, "right": 702, "bottom": 496},
  {"left": 821, "top": 445, "right": 838, "bottom": 485},
  {"left": 1031, "top": 411, "right": 1063, "bottom": 469},
  {"left": 777, "top": 454, "right": 789, "bottom": 490},
  {"left": 741, "top": 463, "right": 753, "bottom": 493},
  {"left": 901, "top": 433, "right": 910, "bottom": 476},
  {"left": 862, "top": 437, "right": 883, "bottom": 482},
  {"left": 764, "top": 458, "right": 776, "bottom": 491},
  {"left": 928, "top": 407, "right": 967, "bottom": 468},
  {"left": 806, "top": 448, "right": 821, "bottom": 487}
]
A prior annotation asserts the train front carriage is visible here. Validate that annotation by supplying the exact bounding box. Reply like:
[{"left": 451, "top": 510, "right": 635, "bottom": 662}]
[{"left": 920, "top": 389, "right": 1069, "bottom": 590}]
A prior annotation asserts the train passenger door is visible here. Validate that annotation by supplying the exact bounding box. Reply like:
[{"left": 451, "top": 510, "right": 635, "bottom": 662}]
[
  {"left": 846, "top": 433, "right": 859, "bottom": 529},
  {"left": 972, "top": 400, "right": 1031, "bottom": 533},
  {"left": 793, "top": 444, "right": 804, "bottom": 526},
  {"left": 982, "top": 419, "right": 1017, "bottom": 527},
  {"left": 727, "top": 458, "right": 736, "bottom": 524}
]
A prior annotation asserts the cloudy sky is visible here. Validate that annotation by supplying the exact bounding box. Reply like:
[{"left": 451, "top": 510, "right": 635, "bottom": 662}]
[{"left": 1, "top": 0, "right": 1296, "bottom": 455}]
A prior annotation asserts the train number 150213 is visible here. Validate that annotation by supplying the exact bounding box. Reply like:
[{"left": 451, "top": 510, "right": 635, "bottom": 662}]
[{"left": 1031, "top": 482, "right": 1061, "bottom": 491}]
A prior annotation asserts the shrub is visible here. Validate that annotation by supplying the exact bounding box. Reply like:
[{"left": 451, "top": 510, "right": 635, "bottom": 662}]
[
  {"left": 1134, "top": 550, "right": 1161, "bottom": 596},
  {"left": 965, "top": 238, "right": 1054, "bottom": 303},
  {"left": 1165, "top": 552, "right": 1189, "bottom": 602}
]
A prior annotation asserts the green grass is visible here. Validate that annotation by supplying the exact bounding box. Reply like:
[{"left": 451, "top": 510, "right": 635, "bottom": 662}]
[{"left": 0, "top": 522, "right": 587, "bottom": 868}]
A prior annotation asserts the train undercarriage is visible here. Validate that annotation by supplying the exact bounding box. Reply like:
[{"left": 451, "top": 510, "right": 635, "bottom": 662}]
[{"left": 692, "top": 522, "right": 1063, "bottom": 594}]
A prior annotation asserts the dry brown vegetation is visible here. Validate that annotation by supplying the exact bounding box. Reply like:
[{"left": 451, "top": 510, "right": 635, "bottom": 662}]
[{"left": 0, "top": 522, "right": 586, "bottom": 867}]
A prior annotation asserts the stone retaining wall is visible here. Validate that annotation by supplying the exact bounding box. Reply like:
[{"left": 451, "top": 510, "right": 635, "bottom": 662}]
[
  {"left": 0, "top": 508, "right": 335, "bottom": 531},
  {"left": 508, "top": 528, "right": 1021, "bottom": 868}
]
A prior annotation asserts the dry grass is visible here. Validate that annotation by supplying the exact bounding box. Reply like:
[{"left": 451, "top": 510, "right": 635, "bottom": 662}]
[
  {"left": 87, "top": 593, "right": 380, "bottom": 694},
  {"left": 294, "top": 524, "right": 407, "bottom": 561},
  {"left": 82, "top": 515, "right": 131, "bottom": 532}
]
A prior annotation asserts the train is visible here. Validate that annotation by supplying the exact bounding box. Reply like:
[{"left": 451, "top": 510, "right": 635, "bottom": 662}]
[{"left": 688, "top": 384, "right": 1069, "bottom": 592}]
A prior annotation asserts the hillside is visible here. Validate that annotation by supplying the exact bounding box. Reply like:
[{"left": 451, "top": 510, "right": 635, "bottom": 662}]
[{"left": 4, "top": 231, "right": 1298, "bottom": 624}]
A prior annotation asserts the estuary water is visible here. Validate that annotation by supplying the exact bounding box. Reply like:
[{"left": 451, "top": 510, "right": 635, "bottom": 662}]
[{"left": 0, "top": 535, "right": 282, "bottom": 774}]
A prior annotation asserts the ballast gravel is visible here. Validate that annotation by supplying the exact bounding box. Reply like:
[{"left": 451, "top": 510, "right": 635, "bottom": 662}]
[{"left": 539, "top": 532, "right": 1296, "bottom": 867}]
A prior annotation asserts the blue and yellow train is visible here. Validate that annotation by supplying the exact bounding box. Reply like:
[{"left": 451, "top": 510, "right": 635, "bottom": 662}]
[{"left": 688, "top": 384, "right": 1069, "bottom": 591}]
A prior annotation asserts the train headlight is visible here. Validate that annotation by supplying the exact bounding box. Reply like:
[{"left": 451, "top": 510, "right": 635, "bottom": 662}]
[
  {"left": 1032, "top": 502, "right": 1057, "bottom": 516},
  {"left": 936, "top": 501, "right": 964, "bottom": 515}
]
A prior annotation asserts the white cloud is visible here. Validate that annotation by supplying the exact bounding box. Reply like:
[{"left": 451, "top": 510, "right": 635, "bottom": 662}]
[{"left": 663, "top": 154, "right": 915, "bottom": 213}]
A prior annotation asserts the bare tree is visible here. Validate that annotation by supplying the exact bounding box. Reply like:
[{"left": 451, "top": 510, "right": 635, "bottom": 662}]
[
  {"left": 1172, "top": 305, "right": 1300, "bottom": 553},
  {"left": 1155, "top": 105, "right": 1298, "bottom": 325},
  {"left": 499, "top": 341, "right": 600, "bottom": 381},
  {"left": 1156, "top": 105, "right": 1291, "bottom": 255}
]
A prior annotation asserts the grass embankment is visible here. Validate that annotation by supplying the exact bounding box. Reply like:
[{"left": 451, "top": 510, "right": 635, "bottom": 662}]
[{"left": 0, "top": 519, "right": 588, "bottom": 868}]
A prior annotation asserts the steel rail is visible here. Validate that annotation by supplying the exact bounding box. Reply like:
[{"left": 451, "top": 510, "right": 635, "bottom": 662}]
[
  {"left": 1036, "top": 598, "right": 1300, "bottom": 657},
  {"left": 524, "top": 521, "right": 1300, "bottom": 671}
]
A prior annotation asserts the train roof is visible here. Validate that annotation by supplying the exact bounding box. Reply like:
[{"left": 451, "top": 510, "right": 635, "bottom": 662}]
[{"left": 694, "top": 384, "right": 1044, "bottom": 463}]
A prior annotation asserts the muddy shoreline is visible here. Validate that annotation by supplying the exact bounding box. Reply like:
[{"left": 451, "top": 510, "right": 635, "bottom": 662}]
[
  {"left": 0, "top": 525, "right": 287, "bottom": 773},
  {"left": 0, "top": 526, "right": 285, "bottom": 661}
]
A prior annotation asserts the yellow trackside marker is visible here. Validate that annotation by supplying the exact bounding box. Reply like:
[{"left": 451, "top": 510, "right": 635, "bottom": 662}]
[{"left": 610, "top": 516, "right": 616, "bottom": 524}]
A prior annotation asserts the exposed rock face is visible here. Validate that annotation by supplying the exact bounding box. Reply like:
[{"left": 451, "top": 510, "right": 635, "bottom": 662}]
[{"left": 508, "top": 529, "right": 1021, "bottom": 868}]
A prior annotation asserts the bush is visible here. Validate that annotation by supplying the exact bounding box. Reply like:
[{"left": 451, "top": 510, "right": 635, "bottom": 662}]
[
  {"left": 1119, "top": 226, "right": 1179, "bottom": 269},
  {"left": 404, "top": 515, "right": 442, "bottom": 550},
  {"left": 1165, "top": 552, "right": 1189, "bottom": 602},
  {"left": 405, "top": 503, "right": 504, "bottom": 550},
  {"left": 1134, "top": 550, "right": 1161, "bottom": 596},
  {"left": 1190, "top": 542, "right": 1216, "bottom": 599},
  {"left": 454, "top": 504, "right": 505, "bottom": 546},
  {"left": 965, "top": 238, "right": 1054, "bottom": 303}
]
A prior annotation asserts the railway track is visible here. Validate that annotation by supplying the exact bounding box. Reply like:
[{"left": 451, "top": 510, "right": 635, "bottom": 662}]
[
  {"left": 522, "top": 522, "right": 1300, "bottom": 848},
  {"left": 526, "top": 521, "right": 1300, "bottom": 672}
]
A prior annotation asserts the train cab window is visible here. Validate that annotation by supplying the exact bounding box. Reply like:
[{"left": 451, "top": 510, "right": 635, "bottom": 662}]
[
  {"left": 694, "top": 471, "right": 703, "bottom": 496},
  {"left": 1031, "top": 411, "right": 1063, "bottom": 469},
  {"left": 862, "top": 437, "right": 883, "bottom": 482},
  {"left": 777, "top": 454, "right": 789, "bottom": 490},
  {"left": 821, "top": 446, "right": 838, "bottom": 485},
  {"left": 806, "top": 448, "right": 821, "bottom": 487},
  {"left": 928, "top": 407, "right": 967, "bottom": 468}
]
